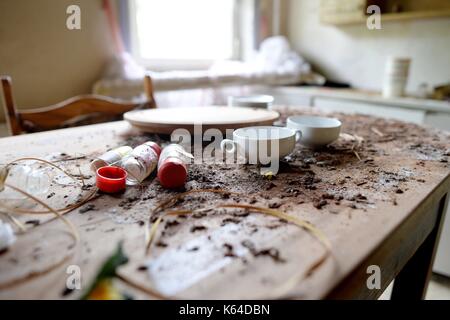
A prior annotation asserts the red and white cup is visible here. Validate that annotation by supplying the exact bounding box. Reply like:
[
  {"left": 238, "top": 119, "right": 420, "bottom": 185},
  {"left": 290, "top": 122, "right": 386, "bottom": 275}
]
[{"left": 157, "top": 144, "right": 191, "bottom": 189}]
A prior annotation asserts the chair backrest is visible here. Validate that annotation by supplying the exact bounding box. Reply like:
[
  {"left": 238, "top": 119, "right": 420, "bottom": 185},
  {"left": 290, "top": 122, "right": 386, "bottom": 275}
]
[{"left": 1, "top": 75, "right": 157, "bottom": 135}]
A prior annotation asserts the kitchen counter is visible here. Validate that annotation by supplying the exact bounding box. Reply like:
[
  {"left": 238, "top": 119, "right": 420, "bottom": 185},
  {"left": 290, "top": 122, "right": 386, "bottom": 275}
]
[{"left": 269, "top": 86, "right": 450, "bottom": 114}]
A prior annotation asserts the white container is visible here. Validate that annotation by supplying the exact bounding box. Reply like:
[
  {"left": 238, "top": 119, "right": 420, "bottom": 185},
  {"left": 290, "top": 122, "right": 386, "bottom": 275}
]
[
  {"left": 228, "top": 95, "right": 274, "bottom": 109},
  {"left": 386, "top": 57, "right": 411, "bottom": 68},
  {"left": 383, "top": 77, "right": 408, "bottom": 98},
  {"left": 157, "top": 144, "right": 193, "bottom": 189},
  {"left": 90, "top": 146, "right": 132, "bottom": 173},
  {"left": 121, "top": 142, "right": 161, "bottom": 185},
  {"left": 385, "top": 58, "right": 410, "bottom": 78},
  {"left": 383, "top": 57, "right": 411, "bottom": 98}
]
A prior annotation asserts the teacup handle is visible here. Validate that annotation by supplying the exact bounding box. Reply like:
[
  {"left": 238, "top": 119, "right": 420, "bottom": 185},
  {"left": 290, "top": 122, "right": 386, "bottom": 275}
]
[
  {"left": 294, "top": 129, "right": 302, "bottom": 142},
  {"left": 220, "top": 139, "right": 237, "bottom": 153}
]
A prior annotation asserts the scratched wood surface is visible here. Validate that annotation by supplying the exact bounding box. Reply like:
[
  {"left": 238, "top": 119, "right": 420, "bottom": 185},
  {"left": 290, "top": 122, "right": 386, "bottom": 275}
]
[{"left": 0, "top": 106, "right": 449, "bottom": 299}]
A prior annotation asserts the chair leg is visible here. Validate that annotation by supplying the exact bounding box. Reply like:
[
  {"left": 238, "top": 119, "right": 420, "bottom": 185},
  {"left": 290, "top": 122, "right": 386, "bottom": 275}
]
[
  {"left": 144, "top": 75, "right": 157, "bottom": 109},
  {"left": 1, "top": 76, "right": 22, "bottom": 135}
]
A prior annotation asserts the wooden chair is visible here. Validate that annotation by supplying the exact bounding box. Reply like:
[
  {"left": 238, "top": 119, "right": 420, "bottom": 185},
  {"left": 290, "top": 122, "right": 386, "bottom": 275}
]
[{"left": 1, "top": 75, "right": 157, "bottom": 136}]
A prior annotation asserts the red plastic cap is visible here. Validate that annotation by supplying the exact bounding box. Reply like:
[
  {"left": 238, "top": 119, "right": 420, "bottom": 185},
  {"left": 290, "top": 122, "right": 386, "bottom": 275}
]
[
  {"left": 158, "top": 157, "right": 187, "bottom": 189},
  {"left": 146, "top": 142, "right": 162, "bottom": 157},
  {"left": 96, "top": 166, "right": 127, "bottom": 193}
]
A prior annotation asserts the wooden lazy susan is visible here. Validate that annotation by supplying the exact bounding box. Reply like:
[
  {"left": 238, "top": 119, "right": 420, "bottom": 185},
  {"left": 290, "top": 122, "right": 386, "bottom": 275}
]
[{"left": 124, "top": 106, "right": 280, "bottom": 134}]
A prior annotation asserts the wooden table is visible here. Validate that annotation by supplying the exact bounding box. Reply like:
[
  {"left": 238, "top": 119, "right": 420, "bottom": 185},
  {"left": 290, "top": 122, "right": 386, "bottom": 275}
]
[{"left": 0, "top": 106, "right": 449, "bottom": 299}]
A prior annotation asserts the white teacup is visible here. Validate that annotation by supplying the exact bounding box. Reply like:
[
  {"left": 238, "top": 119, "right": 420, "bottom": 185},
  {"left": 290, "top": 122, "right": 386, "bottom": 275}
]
[
  {"left": 227, "top": 95, "right": 274, "bottom": 109},
  {"left": 286, "top": 116, "right": 341, "bottom": 147},
  {"left": 220, "top": 126, "right": 298, "bottom": 164}
]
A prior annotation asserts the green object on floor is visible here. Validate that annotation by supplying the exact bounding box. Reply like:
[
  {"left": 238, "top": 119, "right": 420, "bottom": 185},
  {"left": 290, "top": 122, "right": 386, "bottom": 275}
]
[{"left": 81, "top": 241, "right": 129, "bottom": 300}]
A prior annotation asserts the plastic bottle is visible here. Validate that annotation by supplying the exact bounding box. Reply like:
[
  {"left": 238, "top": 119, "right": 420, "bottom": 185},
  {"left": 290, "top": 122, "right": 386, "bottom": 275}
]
[
  {"left": 121, "top": 142, "right": 161, "bottom": 185},
  {"left": 158, "top": 144, "right": 193, "bottom": 189},
  {"left": 90, "top": 146, "right": 132, "bottom": 173},
  {"left": 6, "top": 164, "right": 51, "bottom": 197}
]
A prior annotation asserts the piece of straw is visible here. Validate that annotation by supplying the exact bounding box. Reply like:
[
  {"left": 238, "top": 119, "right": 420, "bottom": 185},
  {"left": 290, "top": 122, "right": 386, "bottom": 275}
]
[
  {"left": 0, "top": 186, "right": 98, "bottom": 215},
  {"left": 371, "top": 127, "right": 385, "bottom": 137},
  {"left": 139, "top": 189, "right": 333, "bottom": 299},
  {"left": 145, "top": 216, "right": 163, "bottom": 255},
  {"left": 152, "top": 189, "right": 238, "bottom": 214},
  {"left": 0, "top": 211, "right": 26, "bottom": 233},
  {"left": 218, "top": 204, "right": 331, "bottom": 250},
  {"left": 0, "top": 157, "right": 90, "bottom": 290}
]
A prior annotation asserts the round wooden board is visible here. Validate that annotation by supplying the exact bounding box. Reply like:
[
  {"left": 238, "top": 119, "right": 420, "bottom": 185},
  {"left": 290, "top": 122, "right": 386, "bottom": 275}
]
[{"left": 124, "top": 106, "right": 280, "bottom": 134}]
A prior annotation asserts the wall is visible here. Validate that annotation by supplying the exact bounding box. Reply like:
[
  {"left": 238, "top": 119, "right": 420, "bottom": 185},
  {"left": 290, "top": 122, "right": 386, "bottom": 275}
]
[
  {"left": 0, "top": 0, "right": 115, "bottom": 122},
  {"left": 287, "top": 0, "right": 450, "bottom": 93}
]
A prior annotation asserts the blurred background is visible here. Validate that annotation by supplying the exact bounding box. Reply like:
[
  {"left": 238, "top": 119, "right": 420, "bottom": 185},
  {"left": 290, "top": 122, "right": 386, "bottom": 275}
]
[{"left": 1, "top": 1, "right": 449, "bottom": 118}]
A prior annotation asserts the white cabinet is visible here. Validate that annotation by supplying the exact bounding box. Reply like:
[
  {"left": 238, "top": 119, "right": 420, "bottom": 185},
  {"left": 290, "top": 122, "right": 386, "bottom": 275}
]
[
  {"left": 424, "top": 113, "right": 450, "bottom": 277},
  {"left": 270, "top": 92, "right": 313, "bottom": 107},
  {"left": 313, "top": 97, "right": 426, "bottom": 124},
  {"left": 435, "top": 212, "right": 450, "bottom": 277},
  {"left": 424, "top": 112, "right": 450, "bottom": 131}
]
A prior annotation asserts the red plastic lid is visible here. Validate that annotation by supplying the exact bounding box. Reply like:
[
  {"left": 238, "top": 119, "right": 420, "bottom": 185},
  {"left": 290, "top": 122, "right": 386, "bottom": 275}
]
[
  {"left": 158, "top": 157, "right": 187, "bottom": 189},
  {"left": 96, "top": 166, "right": 127, "bottom": 193},
  {"left": 146, "top": 142, "right": 162, "bottom": 157}
]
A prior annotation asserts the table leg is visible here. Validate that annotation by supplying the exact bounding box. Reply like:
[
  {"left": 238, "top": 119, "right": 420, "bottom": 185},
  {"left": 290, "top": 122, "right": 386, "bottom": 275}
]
[{"left": 391, "top": 193, "right": 449, "bottom": 300}]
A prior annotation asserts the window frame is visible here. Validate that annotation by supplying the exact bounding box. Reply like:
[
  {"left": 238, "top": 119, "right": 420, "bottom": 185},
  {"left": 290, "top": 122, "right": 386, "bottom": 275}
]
[{"left": 127, "top": 0, "right": 242, "bottom": 71}]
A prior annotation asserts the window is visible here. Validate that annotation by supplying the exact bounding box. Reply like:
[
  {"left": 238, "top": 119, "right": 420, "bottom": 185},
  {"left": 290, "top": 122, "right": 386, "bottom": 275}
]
[{"left": 129, "top": 0, "right": 238, "bottom": 69}]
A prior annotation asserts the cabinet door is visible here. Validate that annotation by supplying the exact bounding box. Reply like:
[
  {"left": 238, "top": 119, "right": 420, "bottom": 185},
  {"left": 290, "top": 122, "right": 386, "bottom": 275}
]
[
  {"left": 314, "top": 97, "right": 426, "bottom": 124},
  {"left": 268, "top": 93, "right": 313, "bottom": 107},
  {"left": 434, "top": 208, "right": 450, "bottom": 277},
  {"left": 277, "top": 94, "right": 313, "bottom": 107},
  {"left": 424, "top": 112, "right": 450, "bottom": 131},
  {"left": 426, "top": 112, "right": 450, "bottom": 276}
]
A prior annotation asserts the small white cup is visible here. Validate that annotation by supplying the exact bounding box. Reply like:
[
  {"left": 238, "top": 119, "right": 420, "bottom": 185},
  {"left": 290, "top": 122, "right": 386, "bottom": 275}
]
[
  {"left": 286, "top": 116, "right": 342, "bottom": 148},
  {"left": 383, "top": 57, "right": 411, "bottom": 98},
  {"left": 228, "top": 95, "right": 274, "bottom": 109},
  {"left": 382, "top": 78, "right": 407, "bottom": 98},
  {"left": 220, "top": 126, "right": 299, "bottom": 164}
]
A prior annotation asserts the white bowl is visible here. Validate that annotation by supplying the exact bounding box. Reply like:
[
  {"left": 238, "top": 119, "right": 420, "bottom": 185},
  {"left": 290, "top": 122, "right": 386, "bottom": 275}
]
[
  {"left": 228, "top": 95, "right": 274, "bottom": 109},
  {"left": 286, "top": 116, "right": 342, "bottom": 147}
]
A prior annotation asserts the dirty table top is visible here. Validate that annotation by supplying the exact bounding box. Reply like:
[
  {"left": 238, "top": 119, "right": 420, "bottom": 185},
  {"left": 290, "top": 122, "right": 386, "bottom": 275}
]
[{"left": 0, "top": 106, "right": 449, "bottom": 299}]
